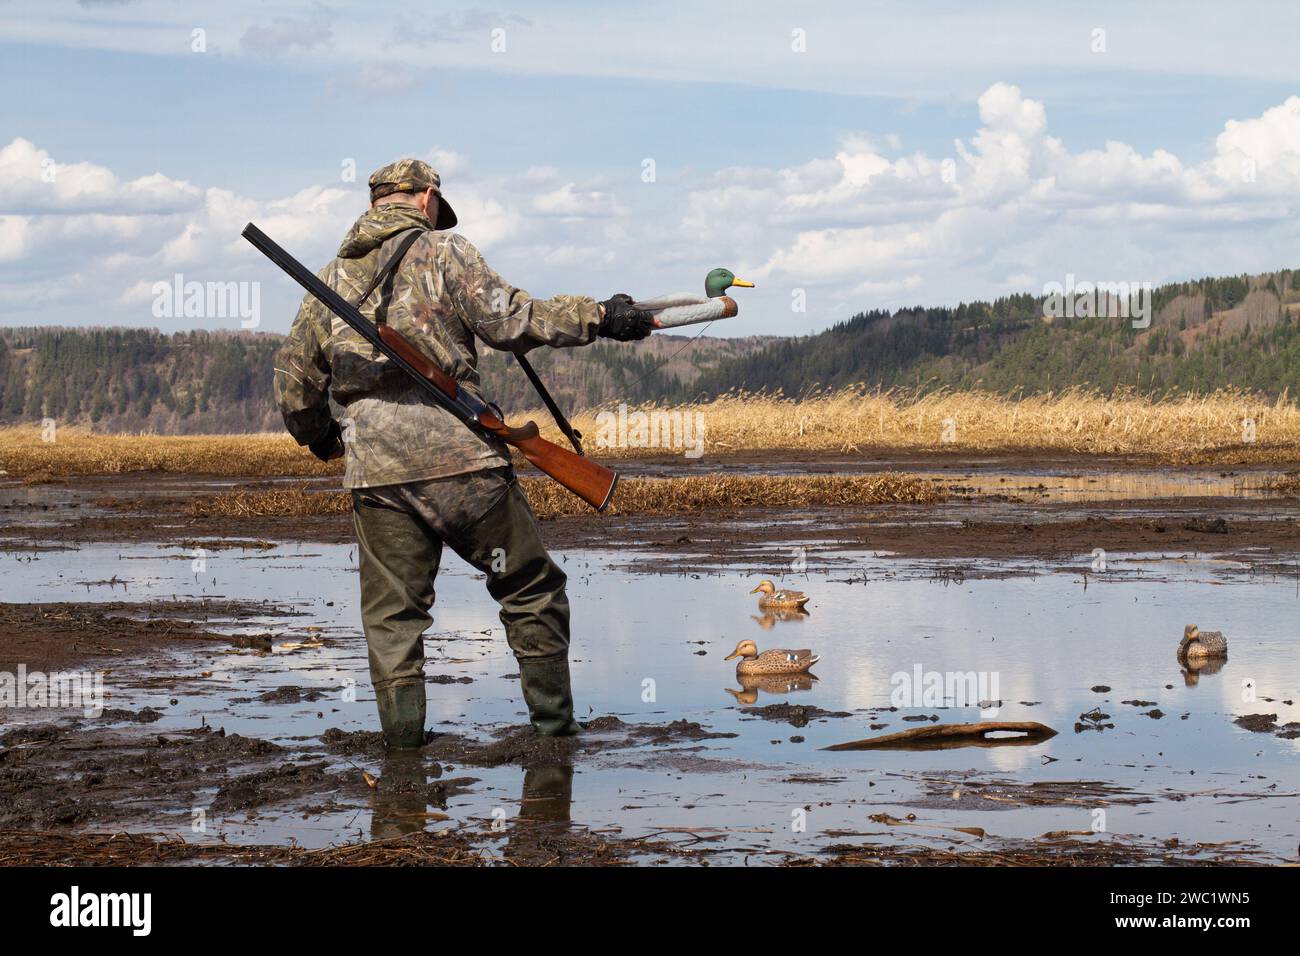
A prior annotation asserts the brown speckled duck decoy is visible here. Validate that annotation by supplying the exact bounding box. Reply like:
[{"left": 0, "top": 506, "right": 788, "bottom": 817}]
[
  {"left": 750, "top": 580, "right": 810, "bottom": 610},
  {"left": 724, "top": 639, "right": 819, "bottom": 676},
  {"left": 1178, "top": 624, "right": 1227, "bottom": 663}
]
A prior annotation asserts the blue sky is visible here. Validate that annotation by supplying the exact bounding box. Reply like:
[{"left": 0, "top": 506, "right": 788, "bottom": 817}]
[{"left": 3, "top": 0, "right": 1300, "bottom": 336}]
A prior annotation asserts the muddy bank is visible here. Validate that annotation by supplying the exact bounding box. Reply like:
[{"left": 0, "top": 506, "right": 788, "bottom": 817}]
[
  {"left": 1, "top": 823, "right": 1264, "bottom": 867},
  {"left": 574, "top": 504, "right": 1300, "bottom": 573},
  {"left": 2, "top": 712, "right": 1279, "bottom": 866},
  {"left": 3, "top": 460, "right": 1299, "bottom": 867},
  {"left": 0, "top": 722, "right": 358, "bottom": 829},
  {"left": 0, "top": 599, "right": 303, "bottom": 671},
  {"left": 5, "top": 472, "right": 1300, "bottom": 571},
  {"left": 321, "top": 715, "right": 742, "bottom": 769}
]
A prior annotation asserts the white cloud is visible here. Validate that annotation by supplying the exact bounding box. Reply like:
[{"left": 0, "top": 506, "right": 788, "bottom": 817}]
[
  {"left": 0, "top": 216, "right": 31, "bottom": 263},
  {"left": 6, "top": 83, "right": 1300, "bottom": 335},
  {"left": 0, "top": 137, "right": 200, "bottom": 214},
  {"left": 1212, "top": 96, "right": 1300, "bottom": 188},
  {"left": 531, "top": 183, "right": 624, "bottom": 218},
  {"left": 423, "top": 147, "right": 468, "bottom": 178},
  {"left": 719, "top": 84, "right": 1300, "bottom": 323},
  {"left": 0, "top": 138, "right": 363, "bottom": 325}
]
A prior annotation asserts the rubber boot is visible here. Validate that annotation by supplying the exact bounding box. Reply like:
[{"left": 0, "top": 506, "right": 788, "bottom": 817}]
[
  {"left": 376, "top": 680, "right": 426, "bottom": 749},
  {"left": 517, "top": 654, "right": 581, "bottom": 736}
]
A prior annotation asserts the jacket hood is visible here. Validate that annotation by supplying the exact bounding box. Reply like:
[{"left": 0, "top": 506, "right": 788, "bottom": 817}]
[{"left": 337, "top": 204, "right": 433, "bottom": 259}]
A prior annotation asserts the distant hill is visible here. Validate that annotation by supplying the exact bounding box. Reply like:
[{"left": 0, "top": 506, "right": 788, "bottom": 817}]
[
  {"left": 0, "top": 326, "right": 772, "bottom": 434},
  {"left": 4, "top": 265, "right": 1299, "bottom": 434},
  {"left": 688, "top": 268, "right": 1300, "bottom": 398}
]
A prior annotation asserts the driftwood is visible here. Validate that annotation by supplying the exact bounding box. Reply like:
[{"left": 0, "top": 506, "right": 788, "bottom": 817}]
[{"left": 823, "top": 721, "right": 1058, "bottom": 752}]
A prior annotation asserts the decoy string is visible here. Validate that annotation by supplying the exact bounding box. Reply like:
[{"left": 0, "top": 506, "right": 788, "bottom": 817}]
[{"left": 620, "top": 319, "right": 716, "bottom": 398}]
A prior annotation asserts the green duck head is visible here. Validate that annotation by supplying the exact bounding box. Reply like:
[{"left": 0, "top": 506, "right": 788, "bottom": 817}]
[{"left": 705, "top": 268, "right": 755, "bottom": 298}]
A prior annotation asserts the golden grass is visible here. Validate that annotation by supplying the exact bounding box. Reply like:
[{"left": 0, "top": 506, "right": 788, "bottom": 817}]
[
  {"left": 188, "top": 473, "right": 945, "bottom": 520},
  {"left": 3, "top": 386, "right": 1299, "bottom": 482},
  {"left": 1262, "top": 472, "right": 1300, "bottom": 496},
  {"left": 0, "top": 428, "right": 337, "bottom": 482},
  {"left": 564, "top": 385, "right": 1300, "bottom": 463}
]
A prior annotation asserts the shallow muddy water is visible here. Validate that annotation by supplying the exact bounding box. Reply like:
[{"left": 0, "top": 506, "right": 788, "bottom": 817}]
[
  {"left": 2, "top": 533, "right": 1297, "bottom": 863},
  {"left": 626, "top": 459, "right": 1284, "bottom": 502}
]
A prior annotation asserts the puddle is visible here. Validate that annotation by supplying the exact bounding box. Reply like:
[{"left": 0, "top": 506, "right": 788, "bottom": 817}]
[{"left": 2, "top": 537, "right": 1297, "bottom": 863}]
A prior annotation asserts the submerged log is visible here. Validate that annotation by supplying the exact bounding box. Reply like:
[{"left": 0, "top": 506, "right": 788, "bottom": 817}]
[{"left": 824, "top": 721, "right": 1058, "bottom": 752}]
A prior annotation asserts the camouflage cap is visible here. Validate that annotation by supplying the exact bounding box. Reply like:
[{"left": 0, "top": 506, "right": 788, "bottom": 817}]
[{"left": 368, "top": 158, "right": 458, "bottom": 230}]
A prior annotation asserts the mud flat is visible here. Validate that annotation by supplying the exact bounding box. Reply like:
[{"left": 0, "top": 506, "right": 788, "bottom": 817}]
[{"left": 1, "top": 455, "right": 1298, "bottom": 866}]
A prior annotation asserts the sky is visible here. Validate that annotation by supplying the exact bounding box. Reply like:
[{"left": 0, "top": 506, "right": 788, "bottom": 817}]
[{"left": 2, "top": 0, "right": 1300, "bottom": 336}]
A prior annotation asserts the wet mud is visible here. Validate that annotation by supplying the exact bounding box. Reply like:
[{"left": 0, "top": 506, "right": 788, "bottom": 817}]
[{"left": 2, "top": 459, "right": 1299, "bottom": 866}]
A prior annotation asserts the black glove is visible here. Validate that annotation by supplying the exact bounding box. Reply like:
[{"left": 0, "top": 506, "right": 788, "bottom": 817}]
[
  {"left": 308, "top": 419, "right": 344, "bottom": 462},
  {"left": 598, "top": 293, "right": 654, "bottom": 341}
]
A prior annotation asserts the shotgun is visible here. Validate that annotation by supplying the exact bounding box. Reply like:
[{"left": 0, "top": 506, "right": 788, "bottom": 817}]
[{"left": 242, "top": 222, "right": 618, "bottom": 512}]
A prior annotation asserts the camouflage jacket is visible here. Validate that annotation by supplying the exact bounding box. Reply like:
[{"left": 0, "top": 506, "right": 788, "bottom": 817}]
[{"left": 274, "top": 203, "right": 601, "bottom": 489}]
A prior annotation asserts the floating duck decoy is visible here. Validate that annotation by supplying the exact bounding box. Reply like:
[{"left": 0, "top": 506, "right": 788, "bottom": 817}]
[
  {"left": 633, "top": 268, "right": 754, "bottom": 329},
  {"left": 1178, "top": 624, "right": 1227, "bottom": 663},
  {"left": 750, "top": 580, "right": 810, "bottom": 610},
  {"left": 724, "top": 639, "right": 819, "bottom": 676}
]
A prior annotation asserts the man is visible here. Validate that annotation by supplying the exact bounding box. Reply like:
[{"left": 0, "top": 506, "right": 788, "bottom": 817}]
[{"left": 274, "top": 158, "right": 654, "bottom": 747}]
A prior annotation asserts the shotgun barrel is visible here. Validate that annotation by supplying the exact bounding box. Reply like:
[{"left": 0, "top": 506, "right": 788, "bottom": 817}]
[{"left": 241, "top": 222, "right": 618, "bottom": 512}]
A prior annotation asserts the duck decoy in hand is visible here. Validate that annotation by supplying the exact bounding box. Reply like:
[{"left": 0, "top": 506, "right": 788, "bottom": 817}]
[
  {"left": 750, "top": 579, "right": 810, "bottom": 610},
  {"left": 724, "top": 639, "right": 819, "bottom": 676},
  {"left": 633, "top": 268, "right": 754, "bottom": 329},
  {"left": 1178, "top": 624, "right": 1227, "bottom": 662}
]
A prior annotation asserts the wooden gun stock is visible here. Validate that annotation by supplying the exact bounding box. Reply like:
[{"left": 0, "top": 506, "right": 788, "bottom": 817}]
[{"left": 378, "top": 326, "right": 618, "bottom": 511}]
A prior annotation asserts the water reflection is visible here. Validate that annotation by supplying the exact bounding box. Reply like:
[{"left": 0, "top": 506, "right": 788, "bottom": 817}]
[
  {"left": 1181, "top": 656, "right": 1227, "bottom": 686},
  {"left": 2, "top": 536, "right": 1298, "bottom": 859},
  {"left": 369, "top": 751, "right": 445, "bottom": 840},
  {"left": 724, "top": 672, "right": 818, "bottom": 704},
  {"left": 500, "top": 763, "right": 575, "bottom": 863},
  {"left": 517, "top": 764, "right": 574, "bottom": 823},
  {"left": 750, "top": 607, "right": 811, "bottom": 630}
]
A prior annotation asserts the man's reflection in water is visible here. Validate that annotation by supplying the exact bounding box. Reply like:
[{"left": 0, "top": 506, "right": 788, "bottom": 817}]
[
  {"left": 502, "top": 762, "right": 575, "bottom": 862},
  {"left": 369, "top": 750, "right": 446, "bottom": 841},
  {"left": 517, "top": 763, "right": 574, "bottom": 823},
  {"left": 367, "top": 751, "right": 576, "bottom": 855}
]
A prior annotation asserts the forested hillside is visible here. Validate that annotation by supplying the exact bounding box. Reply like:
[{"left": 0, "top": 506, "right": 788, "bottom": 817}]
[
  {"left": 0, "top": 327, "right": 769, "bottom": 433},
  {"left": 0, "top": 329, "right": 281, "bottom": 433},
  {"left": 4, "top": 266, "right": 1298, "bottom": 434},
  {"left": 689, "top": 269, "right": 1300, "bottom": 398}
]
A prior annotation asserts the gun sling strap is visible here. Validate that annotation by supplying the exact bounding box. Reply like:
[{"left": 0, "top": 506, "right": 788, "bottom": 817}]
[{"left": 356, "top": 227, "right": 586, "bottom": 456}]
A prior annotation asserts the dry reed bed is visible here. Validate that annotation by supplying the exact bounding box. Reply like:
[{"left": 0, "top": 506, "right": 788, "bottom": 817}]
[
  {"left": 561, "top": 386, "right": 1300, "bottom": 461},
  {"left": 4, "top": 387, "right": 1300, "bottom": 481},
  {"left": 189, "top": 473, "right": 945, "bottom": 520},
  {"left": 0, "top": 429, "right": 336, "bottom": 481},
  {"left": 1262, "top": 472, "right": 1300, "bottom": 496}
]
